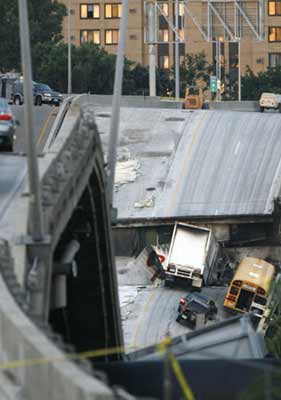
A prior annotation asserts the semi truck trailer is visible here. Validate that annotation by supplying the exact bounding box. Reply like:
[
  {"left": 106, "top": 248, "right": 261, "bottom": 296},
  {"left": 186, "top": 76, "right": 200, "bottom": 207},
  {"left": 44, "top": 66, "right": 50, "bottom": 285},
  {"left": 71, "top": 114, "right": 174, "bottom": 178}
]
[{"left": 164, "top": 222, "right": 218, "bottom": 288}]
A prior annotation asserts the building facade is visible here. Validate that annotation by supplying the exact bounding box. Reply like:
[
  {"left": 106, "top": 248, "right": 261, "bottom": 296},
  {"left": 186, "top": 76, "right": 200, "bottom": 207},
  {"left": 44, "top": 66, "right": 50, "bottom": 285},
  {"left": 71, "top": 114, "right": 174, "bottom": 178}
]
[{"left": 60, "top": 1, "right": 281, "bottom": 77}]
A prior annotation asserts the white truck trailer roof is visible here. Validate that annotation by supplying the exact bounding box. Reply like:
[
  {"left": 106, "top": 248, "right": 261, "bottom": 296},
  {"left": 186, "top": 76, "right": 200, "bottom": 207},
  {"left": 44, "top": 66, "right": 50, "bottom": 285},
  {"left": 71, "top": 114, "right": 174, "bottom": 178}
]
[{"left": 169, "top": 223, "right": 210, "bottom": 272}]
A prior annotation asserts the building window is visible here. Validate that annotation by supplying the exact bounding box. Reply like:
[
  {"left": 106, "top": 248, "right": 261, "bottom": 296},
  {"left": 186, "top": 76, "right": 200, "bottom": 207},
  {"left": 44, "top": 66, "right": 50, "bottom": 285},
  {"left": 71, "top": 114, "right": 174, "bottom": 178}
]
[
  {"left": 158, "top": 2, "right": 169, "bottom": 16},
  {"left": 269, "top": 52, "right": 281, "bottom": 67},
  {"left": 80, "top": 30, "right": 100, "bottom": 44},
  {"left": 173, "top": 2, "right": 184, "bottom": 16},
  {"left": 179, "top": 28, "right": 184, "bottom": 41},
  {"left": 269, "top": 1, "right": 281, "bottom": 15},
  {"left": 269, "top": 27, "right": 281, "bottom": 41},
  {"left": 159, "top": 55, "right": 169, "bottom": 69},
  {"left": 159, "top": 29, "right": 169, "bottom": 42},
  {"left": 80, "top": 4, "right": 100, "bottom": 19},
  {"left": 180, "top": 55, "right": 185, "bottom": 65},
  {"left": 173, "top": 29, "right": 184, "bottom": 42},
  {"left": 105, "top": 3, "right": 122, "bottom": 18},
  {"left": 105, "top": 29, "right": 119, "bottom": 44}
]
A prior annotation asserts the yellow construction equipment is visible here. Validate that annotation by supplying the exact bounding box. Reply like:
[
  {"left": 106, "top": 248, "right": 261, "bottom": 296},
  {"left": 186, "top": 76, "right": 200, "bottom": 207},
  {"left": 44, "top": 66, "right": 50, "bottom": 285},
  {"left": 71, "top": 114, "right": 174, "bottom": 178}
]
[{"left": 183, "top": 86, "right": 203, "bottom": 110}]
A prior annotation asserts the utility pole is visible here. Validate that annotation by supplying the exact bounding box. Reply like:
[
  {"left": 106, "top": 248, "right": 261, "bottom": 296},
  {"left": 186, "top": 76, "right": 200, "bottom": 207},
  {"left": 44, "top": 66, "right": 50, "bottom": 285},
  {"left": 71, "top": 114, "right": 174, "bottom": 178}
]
[
  {"left": 147, "top": 2, "right": 156, "bottom": 97},
  {"left": 107, "top": 0, "right": 128, "bottom": 206},
  {"left": 149, "top": 44, "right": 156, "bottom": 97},
  {"left": 175, "top": 0, "right": 180, "bottom": 99},
  {"left": 238, "top": 40, "right": 241, "bottom": 101},
  {"left": 18, "top": 0, "right": 51, "bottom": 322},
  {"left": 67, "top": 0, "right": 72, "bottom": 94},
  {"left": 18, "top": 0, "right": 44, "bottom": 241},
  {"left": 215, "top": 39, "right": 222, "bottom": 101}
]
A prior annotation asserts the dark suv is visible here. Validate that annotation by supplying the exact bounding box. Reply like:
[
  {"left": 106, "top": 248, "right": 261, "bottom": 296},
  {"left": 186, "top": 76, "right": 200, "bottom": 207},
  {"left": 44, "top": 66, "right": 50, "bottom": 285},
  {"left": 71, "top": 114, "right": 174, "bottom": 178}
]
[
  {"left": 176, "top": 292, "right": 217, "bottom": 328},
  {"left": 34, "top": 83, "right": 63, "bottom": 106},
  {"left": 10, "top": 81, "right": 62, "bottom": 106}
]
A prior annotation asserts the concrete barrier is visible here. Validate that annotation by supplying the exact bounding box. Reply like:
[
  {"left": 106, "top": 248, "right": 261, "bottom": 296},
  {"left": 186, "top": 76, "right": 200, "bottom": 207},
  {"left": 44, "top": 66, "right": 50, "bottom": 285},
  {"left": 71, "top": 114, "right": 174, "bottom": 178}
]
[
  {"left": 209, "top": 100, "right": 259, "bottom": 112},
  {"left": 87, "top": 94, "right": 183, "bottom": 109}
]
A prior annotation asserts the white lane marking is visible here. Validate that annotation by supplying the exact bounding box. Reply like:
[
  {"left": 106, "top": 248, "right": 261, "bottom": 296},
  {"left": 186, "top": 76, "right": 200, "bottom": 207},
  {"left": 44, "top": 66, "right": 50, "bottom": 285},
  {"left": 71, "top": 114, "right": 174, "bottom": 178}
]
[{"left": 234, "top": 141, "right": 240, "bottom": 155}]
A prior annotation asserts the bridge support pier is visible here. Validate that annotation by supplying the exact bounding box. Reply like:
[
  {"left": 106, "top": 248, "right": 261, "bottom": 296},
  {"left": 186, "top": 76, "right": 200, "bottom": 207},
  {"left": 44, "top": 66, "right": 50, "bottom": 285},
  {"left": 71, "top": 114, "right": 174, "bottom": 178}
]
[{"left": 26, "top": 239, "right": 52, "bottom": 322}]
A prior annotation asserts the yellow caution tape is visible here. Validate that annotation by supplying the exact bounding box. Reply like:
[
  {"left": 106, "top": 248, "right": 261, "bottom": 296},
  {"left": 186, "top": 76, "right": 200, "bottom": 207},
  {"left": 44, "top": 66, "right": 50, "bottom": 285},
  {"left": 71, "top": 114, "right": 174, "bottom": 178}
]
[
  {"left": 0, "top": 336, "right": 195, "bottom": 400},
  {"left": 168, "top": 352, "right": 195, "bottom": 400},
  {"left": 157, "top": 336, "right": 196, "bottom": 400},
  {"left": 0, "top": 345, "right": 130, "bottom": 370}
]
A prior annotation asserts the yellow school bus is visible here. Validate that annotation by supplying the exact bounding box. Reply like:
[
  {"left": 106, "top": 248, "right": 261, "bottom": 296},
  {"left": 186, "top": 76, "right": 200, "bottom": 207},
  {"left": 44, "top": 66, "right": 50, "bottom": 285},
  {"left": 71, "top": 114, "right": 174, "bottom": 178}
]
[{"left": 224, "top": 257, "right": 275, "bottom": 319}]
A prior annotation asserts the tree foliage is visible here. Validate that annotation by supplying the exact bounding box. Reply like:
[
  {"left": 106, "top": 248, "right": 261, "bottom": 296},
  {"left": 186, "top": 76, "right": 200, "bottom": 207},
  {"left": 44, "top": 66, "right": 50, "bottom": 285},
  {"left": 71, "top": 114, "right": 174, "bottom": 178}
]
[
  {"left": 0, "top": 2, "right": 212, "bottom": 97},
  {"left": 242, "top": 66, "right": 281, "bottom": 100},
  {"left": 0, "top": 0, "right": 66, "bottom": 74},
  {"left": 173, "top": 51, "right": 211, "bottom": 97}
]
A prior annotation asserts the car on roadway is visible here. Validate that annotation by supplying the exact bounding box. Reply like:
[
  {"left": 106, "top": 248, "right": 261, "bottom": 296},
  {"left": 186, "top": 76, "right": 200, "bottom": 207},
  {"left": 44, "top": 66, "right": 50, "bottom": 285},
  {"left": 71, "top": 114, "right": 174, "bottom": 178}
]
[
  {"left": 259, "top": 92, "right": 281, "bottom": 113},
  {"left": 33, "top": 83, "right": 63, "bottom": 106},
  {"left": 10, "top": 80, "right": 25, "bottom": 105},
  {"left": 10, "top": 81, "right": 63, "bottom": 107},
  {"left": 176, "top": 292, "right": 218, "bottom": 328},
  {"left": 0, "top": 98, "right": 17, "bottom": 151}
]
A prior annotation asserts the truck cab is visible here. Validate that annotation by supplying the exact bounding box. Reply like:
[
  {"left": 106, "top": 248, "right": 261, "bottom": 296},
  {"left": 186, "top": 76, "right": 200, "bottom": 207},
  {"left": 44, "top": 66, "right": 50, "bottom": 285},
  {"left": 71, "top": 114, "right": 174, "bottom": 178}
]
[{"left": 259, "top": 92, "right": 281, "bottom": 112}]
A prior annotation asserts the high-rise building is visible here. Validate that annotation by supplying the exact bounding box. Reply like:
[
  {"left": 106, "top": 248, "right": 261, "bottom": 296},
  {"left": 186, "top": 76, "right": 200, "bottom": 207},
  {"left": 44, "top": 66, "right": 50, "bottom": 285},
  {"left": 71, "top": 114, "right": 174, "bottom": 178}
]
[{"left": 59, "top": 1, "right": 281, "bottom": 76}]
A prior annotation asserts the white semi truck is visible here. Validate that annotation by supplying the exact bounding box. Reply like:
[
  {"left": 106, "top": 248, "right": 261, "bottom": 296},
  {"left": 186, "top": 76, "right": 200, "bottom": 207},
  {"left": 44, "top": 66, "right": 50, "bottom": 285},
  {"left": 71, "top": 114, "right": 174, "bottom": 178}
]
[{"left": 164, "top": 222, "right": 219, "bottom": 288}]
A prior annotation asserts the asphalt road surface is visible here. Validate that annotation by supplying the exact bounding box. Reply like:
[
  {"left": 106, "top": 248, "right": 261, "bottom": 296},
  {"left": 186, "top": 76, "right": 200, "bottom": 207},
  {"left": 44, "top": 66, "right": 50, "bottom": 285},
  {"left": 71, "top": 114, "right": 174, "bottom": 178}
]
[
  {"left": 0, "top": 104, "right": 58, "bottom": 235},
  {"left": 117, "top": 256, "right": 228, "bottom": 352},
  {"left": 12, "top": 104, "right": 58, "bottom": 152}
]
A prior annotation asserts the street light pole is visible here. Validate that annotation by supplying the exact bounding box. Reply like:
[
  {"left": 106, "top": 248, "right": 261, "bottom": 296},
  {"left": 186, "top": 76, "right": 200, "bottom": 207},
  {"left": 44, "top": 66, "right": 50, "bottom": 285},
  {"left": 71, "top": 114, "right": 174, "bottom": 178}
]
[
  {"left": 18, "top": 0, "right": 52, "bottom": 322},
  {"left": 175, "top": 0, "right": 180, "bottom": 99},
  {"left": 67, "top": 0, "right": 72, "bottom": 94},
  {"left": 238, "top": 40, "right": 241, "bottom": 101},
  {"left": 147, "top": 2, "right": 156, "bottom": 97},
  {"left": 215, "top": 39, "right": 221, "bottom": 101},
  {"left": 107, "top": 0, "right": 128, "bottom": 206},
  {"left": 18, "top": 0, "right": 44, "bottom": 241}
]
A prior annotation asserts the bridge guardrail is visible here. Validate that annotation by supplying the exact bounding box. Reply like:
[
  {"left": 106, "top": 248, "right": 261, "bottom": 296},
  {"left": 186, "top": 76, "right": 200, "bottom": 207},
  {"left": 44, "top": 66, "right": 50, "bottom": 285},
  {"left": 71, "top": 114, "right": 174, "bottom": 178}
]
[{"left": 0, "top": 96, "right": 122, "bottom": 399}]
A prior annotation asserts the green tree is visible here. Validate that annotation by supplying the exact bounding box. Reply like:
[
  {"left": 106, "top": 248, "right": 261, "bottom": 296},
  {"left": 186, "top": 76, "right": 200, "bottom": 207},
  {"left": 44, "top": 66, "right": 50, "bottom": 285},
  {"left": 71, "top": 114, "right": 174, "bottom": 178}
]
[
  {"left": 241, "top": 65, "right": 281, "bottom": 100},
  {"left": 156, "top": 68, "right": 173, "bottom": 97},
  {"left": 0, "top": 0, "right": 66, "bottom": 74},
  {"left": 124, "top": 64, "right": 149, "bottom": 96},
  {"left": 174, "top": 51, "right": 211, "bottom": 97}
]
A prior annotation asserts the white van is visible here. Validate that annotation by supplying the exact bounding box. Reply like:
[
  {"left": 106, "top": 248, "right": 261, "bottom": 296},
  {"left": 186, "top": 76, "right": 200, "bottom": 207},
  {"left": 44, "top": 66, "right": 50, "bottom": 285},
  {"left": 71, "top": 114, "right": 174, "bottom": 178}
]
[{"left": 259, "top": 92, "right": 281, "bottom": 112}]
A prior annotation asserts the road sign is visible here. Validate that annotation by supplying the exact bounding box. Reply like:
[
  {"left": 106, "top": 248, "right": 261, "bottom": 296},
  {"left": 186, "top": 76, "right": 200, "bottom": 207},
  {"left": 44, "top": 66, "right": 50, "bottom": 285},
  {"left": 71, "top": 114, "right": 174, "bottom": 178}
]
[{"left": 210, "top": 76, "right": 217, "bottom": 93}]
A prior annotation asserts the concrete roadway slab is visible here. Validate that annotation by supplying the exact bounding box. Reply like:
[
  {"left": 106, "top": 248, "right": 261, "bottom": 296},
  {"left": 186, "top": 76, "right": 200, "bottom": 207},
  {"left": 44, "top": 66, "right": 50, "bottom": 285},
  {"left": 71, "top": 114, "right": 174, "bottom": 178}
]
[{"left": 94, "top": 106, "right": 281, "bottom": 220}]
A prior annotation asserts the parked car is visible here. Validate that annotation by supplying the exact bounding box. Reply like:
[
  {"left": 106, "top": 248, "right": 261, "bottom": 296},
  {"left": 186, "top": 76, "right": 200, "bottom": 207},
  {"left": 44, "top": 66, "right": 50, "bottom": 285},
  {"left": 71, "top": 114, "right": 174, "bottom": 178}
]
[
  {"left": 259, "top": 92, "right": 281, "bottom": 113},
  {"left": 0, "top": 98, "right": 18, "bottom": 151},
  {"left": 10, "top": 80, "right": 24, "bottom": 105},
  {"left": 176, "top": 292, "right": 218, "bottom": 328},
  {"left": 33, "top": 83, "right": 63, "bottom": 106}
]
